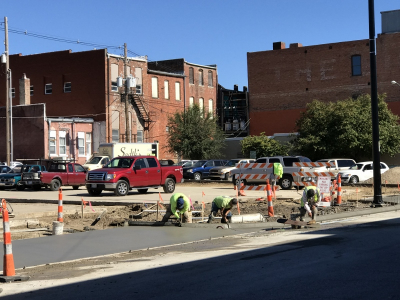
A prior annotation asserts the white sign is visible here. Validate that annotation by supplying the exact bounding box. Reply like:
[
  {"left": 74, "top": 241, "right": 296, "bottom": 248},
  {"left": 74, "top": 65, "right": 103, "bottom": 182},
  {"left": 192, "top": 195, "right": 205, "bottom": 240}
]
[{"left": 317, "top": 176, "right": 331, "bottom": 194}]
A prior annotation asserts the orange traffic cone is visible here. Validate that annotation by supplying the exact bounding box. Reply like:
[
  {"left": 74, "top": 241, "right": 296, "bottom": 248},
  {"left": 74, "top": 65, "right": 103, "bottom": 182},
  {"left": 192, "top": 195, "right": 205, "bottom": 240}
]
[{"left": 239, "top": 182, "right": 246, "bottom": 196}]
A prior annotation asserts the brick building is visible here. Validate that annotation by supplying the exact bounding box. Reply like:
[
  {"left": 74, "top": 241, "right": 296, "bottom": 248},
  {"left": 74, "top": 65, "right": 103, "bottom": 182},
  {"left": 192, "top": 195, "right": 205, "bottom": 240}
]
[
  {"left": 247, "top": 10, "right": 400, "bottom": 137},
  {"left": 0, "top": 50, "right": 218, "bottom": 162}
]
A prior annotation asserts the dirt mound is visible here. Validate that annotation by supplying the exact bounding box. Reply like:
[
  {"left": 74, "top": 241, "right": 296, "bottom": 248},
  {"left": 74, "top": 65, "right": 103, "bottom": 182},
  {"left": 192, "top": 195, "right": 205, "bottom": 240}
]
[{"left": 364, "top": 167, "right": 400, "bottom": 184}]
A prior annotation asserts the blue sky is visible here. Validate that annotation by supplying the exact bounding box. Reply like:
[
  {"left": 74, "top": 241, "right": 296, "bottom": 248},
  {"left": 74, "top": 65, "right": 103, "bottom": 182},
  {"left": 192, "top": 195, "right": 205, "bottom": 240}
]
[{"left": 1, "top": 0, "right": 399, "bottom": 89}]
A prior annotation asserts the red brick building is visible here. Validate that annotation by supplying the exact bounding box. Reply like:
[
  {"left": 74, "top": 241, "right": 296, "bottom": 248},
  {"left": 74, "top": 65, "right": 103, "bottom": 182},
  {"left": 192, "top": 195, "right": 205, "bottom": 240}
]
[
  {"left": 0, "top": 50, "right": 218, "bottom": 161},
  {"left": 247, "top": 12, "right": 400, "bottom": 136}
]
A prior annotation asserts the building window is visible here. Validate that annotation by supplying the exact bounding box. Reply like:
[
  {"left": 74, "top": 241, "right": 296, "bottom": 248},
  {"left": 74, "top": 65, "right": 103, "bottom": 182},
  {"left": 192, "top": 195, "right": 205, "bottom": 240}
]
[
  {"left": 199, "top": 70, "right": 204, "bottom": 86},
  {"left": 209, "top": 99, "right": 213, "bottom": 117},
  {"left": 30, "top": 85, "right": 34, "bottom": 96},
  {"left": 59, "top": 131, "right": 66, "bottom": 155},
  {"left": 208, "top": 71, "right": 213, "bottom": 87},
  {"left": 164, "top": 80, "right": 169, "bottom": 99},
  {"left": 50, "top": 130, "right": 56, "bottom": 155},
  {"left": 64, "top": 82, "right": 71, "bottom": 93},
  {"left": 45, "top": 83, "right": 52, "bottom": 94},
  {"left": 351, "top": 55, "right": 361, "bottom": 76},
  {"left": 189, "top": 97, "right": 194, "bottom": 107},
  {"left": 86, "top": 133, "right": 92, "bottom": 158},
  {"left": 189, "top": 67, "right": 194, "bottom": 84},
  {"left": 112, "top": 110, "right": 120, "bottom": 142},
  {"left": 78, "top": 132, "right": 85, "bottom": 156},
  {"left": 152, "top": 77, "right": 158, "bottom": 98},
  {"left": 11, "top": 88, "right": 15, "bottom": 98},
  {"left": 137, "top": 130, "right": 143, "bottom": 143},
  {"left": 111, "top": 63, "right": 118, "bottom": 92},
  {"left": 166, "top": 126, "right": 169, "bottom": 132},
  {"left": 175, "top": 82, "right": 181, "bottom": 100},
  {"left": 136, "top": 85, "right": 142, "bottom": 94},
  {"left": 199, "top": 98, "right": 204, "bottom": 116}
]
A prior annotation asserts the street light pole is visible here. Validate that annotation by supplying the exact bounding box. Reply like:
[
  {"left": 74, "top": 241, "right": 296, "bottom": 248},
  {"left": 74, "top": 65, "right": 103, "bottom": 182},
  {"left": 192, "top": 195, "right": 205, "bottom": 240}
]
[
  {"left": 4, "top": 17, "right": 10, "bottom": 166},
  {"left": 368, "top": 0, "right": 383, "bottom": 206}
]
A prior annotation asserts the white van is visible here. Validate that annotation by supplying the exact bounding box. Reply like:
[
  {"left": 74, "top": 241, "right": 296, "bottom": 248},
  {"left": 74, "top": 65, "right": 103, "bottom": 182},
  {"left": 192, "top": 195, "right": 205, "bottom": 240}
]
[{"left": 83, "top": 156, "right": 110, "bottom": 171}]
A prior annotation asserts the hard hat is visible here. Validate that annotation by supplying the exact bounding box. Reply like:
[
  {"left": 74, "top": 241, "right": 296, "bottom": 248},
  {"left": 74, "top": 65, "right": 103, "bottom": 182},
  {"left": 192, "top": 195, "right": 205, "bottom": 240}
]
[{"left": 177, "top": 197, "right": 185, "bottom": 210}]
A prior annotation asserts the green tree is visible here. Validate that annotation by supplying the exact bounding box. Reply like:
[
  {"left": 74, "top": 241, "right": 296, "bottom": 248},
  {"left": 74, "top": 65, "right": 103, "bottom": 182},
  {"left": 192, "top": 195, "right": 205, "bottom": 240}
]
[
  {"left": 293, "top": 94, "right": 400, "bottom": 161},
  {"left": 240, "top": 132, "right": 289, "bottom": 158},
  {"left": 166, "top": 104, "right": 225, "bottom": 160}
]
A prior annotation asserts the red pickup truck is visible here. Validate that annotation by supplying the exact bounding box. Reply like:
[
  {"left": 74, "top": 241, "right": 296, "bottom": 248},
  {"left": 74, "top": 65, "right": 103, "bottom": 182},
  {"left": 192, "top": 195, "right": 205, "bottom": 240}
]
[
  {"left": 40, "top": 162, "right": 87, "bottom": 191},
  {"left": 85, "top": 156, "right": 183, "bottom": 196}
]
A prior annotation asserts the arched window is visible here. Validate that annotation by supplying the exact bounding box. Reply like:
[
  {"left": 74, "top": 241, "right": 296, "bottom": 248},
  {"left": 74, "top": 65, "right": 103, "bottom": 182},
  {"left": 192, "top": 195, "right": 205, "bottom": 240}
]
[
  {"left": 189, "top": 67, "right": 194, "bottom": 84},
  {"left": 199, "top": 70, "right": 204, "bottom": 86},
  {"left": 208, "top": 71, "right": 213, "bottom": 87}
]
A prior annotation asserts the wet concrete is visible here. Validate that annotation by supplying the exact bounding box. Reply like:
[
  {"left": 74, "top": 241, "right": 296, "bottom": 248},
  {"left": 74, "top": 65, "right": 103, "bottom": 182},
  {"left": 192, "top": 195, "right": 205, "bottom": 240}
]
[{"left": 4, "top": 226, "right": 260, "bottom": 270}]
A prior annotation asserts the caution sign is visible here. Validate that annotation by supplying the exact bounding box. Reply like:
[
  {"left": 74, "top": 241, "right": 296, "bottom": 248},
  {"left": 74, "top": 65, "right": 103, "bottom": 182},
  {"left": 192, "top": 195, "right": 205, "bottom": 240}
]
[{"left": 317, "top": 176, "right": 331, "bottom": 194}]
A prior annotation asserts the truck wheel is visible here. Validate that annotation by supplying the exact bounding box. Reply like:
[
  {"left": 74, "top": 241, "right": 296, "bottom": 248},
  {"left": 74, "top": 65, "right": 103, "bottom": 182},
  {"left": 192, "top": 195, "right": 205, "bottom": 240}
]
[
  {"left": 224, "top": 173, "right": 230, "bottom": 180},
  {"left": 33, "top": 185, "right": 41, "bottom": 191},
  {"left": 193, "top": 172, "right": 202, "bottom": 181},
  {"left": 16, "top": 184, "right": 25, "bottom": 191},
  {"left": 50, "top": 179, "right": 61, "bottom": 191},
  {"left": 87, "top": 188, "right": 102, "bottom": 196},
  {"left": 163, "top": 178, "right": 176, "bottom": 193},
  {"left": 137, "top": 189, "right": 148, "bottom": 194},
  {"left": 279, "top": 175, "right": 293, "bottom": 190},
  {"left": 72, "top": 185, "right": 80, "bottom": 190},
  {"left": 115, "top": 180, "right": 129, "bottom": 196}
]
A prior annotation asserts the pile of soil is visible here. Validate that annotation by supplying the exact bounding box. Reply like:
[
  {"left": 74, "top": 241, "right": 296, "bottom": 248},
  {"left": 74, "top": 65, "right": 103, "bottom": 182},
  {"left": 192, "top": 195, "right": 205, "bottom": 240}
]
[{"left": 364, "top": 166, "right": 400, "bottom": 184}]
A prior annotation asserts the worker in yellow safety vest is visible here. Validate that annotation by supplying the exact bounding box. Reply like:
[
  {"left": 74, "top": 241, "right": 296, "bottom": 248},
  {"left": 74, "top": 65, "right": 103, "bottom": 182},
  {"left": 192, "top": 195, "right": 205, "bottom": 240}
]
[
  {"left": 300, "top": 186, "right": 321, "bottom": 225},
  {"left": 161, "top": 193, "right": 190, "bottom": 223},
  {"left": 207, "top": 196, "right": 238, "bottom": 224}
]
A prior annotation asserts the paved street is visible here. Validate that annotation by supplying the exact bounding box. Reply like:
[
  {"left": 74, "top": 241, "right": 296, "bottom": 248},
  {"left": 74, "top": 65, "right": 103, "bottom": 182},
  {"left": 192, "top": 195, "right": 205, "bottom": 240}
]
[{"left": 0, "top": 182, "right": 303, "bottom": 205}]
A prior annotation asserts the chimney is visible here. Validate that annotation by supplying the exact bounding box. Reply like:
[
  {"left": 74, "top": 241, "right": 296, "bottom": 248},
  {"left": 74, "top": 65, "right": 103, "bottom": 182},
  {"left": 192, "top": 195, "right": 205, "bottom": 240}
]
[
  {"left": 234, "top": 84, "right": 238, "bottom": 92},
  {"left": 243, "top": 86, "right": 248, "bottom": 93},
  {"left": 273, "top": 42, "right": 286, "bottom": 50},
  {"left": 290, "top": 43, "right": 303, "bottom": 48},
  {"left": 19, "top": 74, "right": 31, "bottom": 105}
]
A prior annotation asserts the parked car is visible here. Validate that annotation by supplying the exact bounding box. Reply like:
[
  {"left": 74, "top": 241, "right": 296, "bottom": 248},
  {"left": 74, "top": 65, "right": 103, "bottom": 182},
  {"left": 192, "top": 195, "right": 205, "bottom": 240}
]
[
  {"left": 159, "top": 159, "right": 176, "bottom": 166},
  {"left": 0, "top": 166, "right": 12, "bottom": 173},
  {"left": 82, "top": 156, "right": 110, "bottom": 171},
  {"left": 209, "top": 158, "right": 255, "bottom": 180},
  {"left": 19, "top": 165, "right": 48, "bottom": 190},
  {"left": 0, "top": 165, "right": 30, "bottom": 190},
  {"left": 337, "top": 161, "right": 389, "bottom": 184},
  {"left": 39, "top": 162, "right": 87, "bottom": 191},
  {"left": 86, "top": 156, "right": 183, "bottom": 196},
  {"left": 183, "top": 159, "right": 228, "bottom": 181},
  {"left": 312, "top": 158, "right": 356, "bottom": 180},
  {"left": 177, "top": 160, "right": 198, "bottom": 168},
  {"left": 230, "top": 156, "right": 312, "bottom": 190}
]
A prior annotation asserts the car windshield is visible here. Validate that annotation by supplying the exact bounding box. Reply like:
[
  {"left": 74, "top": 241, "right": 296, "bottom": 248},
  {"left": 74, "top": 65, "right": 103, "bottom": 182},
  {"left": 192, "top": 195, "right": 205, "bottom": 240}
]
[
  {"left": 225, "top": 160, "right": 240, "bottom": 167},
  {"left": 192, "top": 160, "right": 207, "bottom": 168},
  {"left": 349, "top": 163, "right": 363, "bottom": 170},
  {"left": 177, "top": 161, "right": 187, "bottom": 166},
  {"left": 105, "top": 158, "right": 134, "bottom": 168},
  {"left": 87, "top": 157, "right": 103, "bottom": 164}
]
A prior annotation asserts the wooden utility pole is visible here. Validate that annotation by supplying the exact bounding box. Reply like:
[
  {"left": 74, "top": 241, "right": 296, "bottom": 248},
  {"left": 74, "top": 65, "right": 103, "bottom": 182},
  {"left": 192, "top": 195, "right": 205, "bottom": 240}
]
[
  {"left": 124, "top": 43, "right": 130, "bottom": 143},
  {"left": 4, "top": 17, "right": 10, "bottom": 166}
]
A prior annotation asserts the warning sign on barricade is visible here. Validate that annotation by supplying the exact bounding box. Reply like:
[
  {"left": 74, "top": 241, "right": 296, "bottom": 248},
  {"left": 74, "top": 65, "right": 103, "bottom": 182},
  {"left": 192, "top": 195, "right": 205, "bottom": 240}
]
[{"left": 317, "top": 176, "right": 331, "bottom": 194}]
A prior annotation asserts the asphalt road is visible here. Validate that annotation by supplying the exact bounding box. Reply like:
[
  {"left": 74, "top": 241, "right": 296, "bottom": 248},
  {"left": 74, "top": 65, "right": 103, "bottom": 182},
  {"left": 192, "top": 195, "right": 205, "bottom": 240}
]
[
  {"left": 4, "top": 213, "right": 400, "bottom": 299},
  {"left": 0, "top": 181, "right": 303, "bottom": 204}
]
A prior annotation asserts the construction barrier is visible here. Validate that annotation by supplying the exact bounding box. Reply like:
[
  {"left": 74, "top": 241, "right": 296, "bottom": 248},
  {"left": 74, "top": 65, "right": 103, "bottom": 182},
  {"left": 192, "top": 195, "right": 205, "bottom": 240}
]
[
  {"left": 293, "top": 162, "right": 336, "bottom": 168},
  {"left": 266, "top": 181, "right": 274, "bottom": 217},
  {"left": 2, "top": 199, "right": 15, "bottom": 276},
  {"left": 337, "top": 175, "right": 342, "bottom": 205},
  {"left": 58, "top": 188, "right": 63, "bottom": 222}
]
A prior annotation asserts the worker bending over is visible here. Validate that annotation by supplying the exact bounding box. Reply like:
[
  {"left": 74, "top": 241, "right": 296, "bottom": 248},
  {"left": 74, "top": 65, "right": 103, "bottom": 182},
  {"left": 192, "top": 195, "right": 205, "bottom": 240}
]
[
  {"left": 300, "top": 186, "right": 321, "bottom": 225},
  {"left": 162, "top": 193, "right": 191, "bottom": 223},
  {"left": 207, "top": 196, "right": 237, "bottom": 223}
]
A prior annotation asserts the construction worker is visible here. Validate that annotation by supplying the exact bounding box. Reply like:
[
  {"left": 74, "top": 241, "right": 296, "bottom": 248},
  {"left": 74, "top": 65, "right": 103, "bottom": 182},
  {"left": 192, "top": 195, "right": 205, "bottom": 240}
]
[
  {"left": 300, "top": 186, "right": 321, "bottom": 225},
  {"left": 161, "top": 193, "right": 190, "bottom": 223},
  {"left": 207, "top": 196, "right": 238, "bottom": 223}
]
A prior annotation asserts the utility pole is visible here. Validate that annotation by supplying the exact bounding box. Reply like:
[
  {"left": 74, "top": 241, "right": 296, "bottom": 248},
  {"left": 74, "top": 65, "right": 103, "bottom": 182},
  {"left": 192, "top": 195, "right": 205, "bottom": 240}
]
[
  {"left": 124, "top": 43, "right": 130, "bottom": 143},
  {"left": 368, "top": 0, "right": 383, "bottom": 206},
  {"left": 4, "top": 17, "right": 10, "bottom": 166}
]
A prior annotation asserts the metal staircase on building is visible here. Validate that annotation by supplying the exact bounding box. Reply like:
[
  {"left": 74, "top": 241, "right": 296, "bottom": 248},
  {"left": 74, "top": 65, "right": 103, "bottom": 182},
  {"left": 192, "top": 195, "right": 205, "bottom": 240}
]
[{"left": 130, "top": 93, "right": 152, "bottom": 130}]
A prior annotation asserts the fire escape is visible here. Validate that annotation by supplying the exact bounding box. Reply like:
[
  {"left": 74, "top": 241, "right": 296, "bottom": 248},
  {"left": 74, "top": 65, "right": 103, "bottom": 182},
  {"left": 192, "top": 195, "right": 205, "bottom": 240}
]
[{"left": 129, "top": 92, "right": 152, "bottom": 130}]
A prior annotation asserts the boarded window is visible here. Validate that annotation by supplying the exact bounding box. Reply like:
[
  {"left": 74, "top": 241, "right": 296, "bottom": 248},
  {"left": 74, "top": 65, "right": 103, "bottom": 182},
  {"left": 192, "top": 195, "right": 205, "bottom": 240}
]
[
  {"left": 152, "top": 77, "right": 158, "bottom": 98},
  {"left": 175, "top": 82, "right": 181, "bottom": 100},
  {"left": 199, "top": 70, "right": 203, "bottom": 85},
  {"left": 189, "top": 67, "right": 194, "bottom": 84},
  {"left": 164, "top": 80, "right": 169, "bottom": 99},
  {"left": 208, "top": 71, "right": 213, "bottom": 87},
  {"left": 189, "top": 97, "right": 194, "bottom": 107},
  {"left": 111, "top": 64, "right": 119, "bottom": 91},
  {"left": 78, "top": 132, "right": 85, "bottom": 156}
]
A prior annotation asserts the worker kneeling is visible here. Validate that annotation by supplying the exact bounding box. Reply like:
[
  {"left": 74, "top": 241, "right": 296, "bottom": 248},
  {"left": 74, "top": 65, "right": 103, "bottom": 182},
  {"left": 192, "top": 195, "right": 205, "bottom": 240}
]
[
  {"left": 207, "top": 196, "right": 237, "bottom": 224},
  {"left": 161, "top": 193, "right": 191, "bottom": 224},
  {"left": 300, "top": 186, "right": 321, "bottom": 225}
]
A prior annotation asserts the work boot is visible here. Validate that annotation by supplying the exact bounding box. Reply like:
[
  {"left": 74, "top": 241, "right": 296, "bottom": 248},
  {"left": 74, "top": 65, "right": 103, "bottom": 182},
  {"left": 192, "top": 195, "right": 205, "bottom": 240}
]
[{"left": 307, "top": 220, "right": 316, "bottom": 225}]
